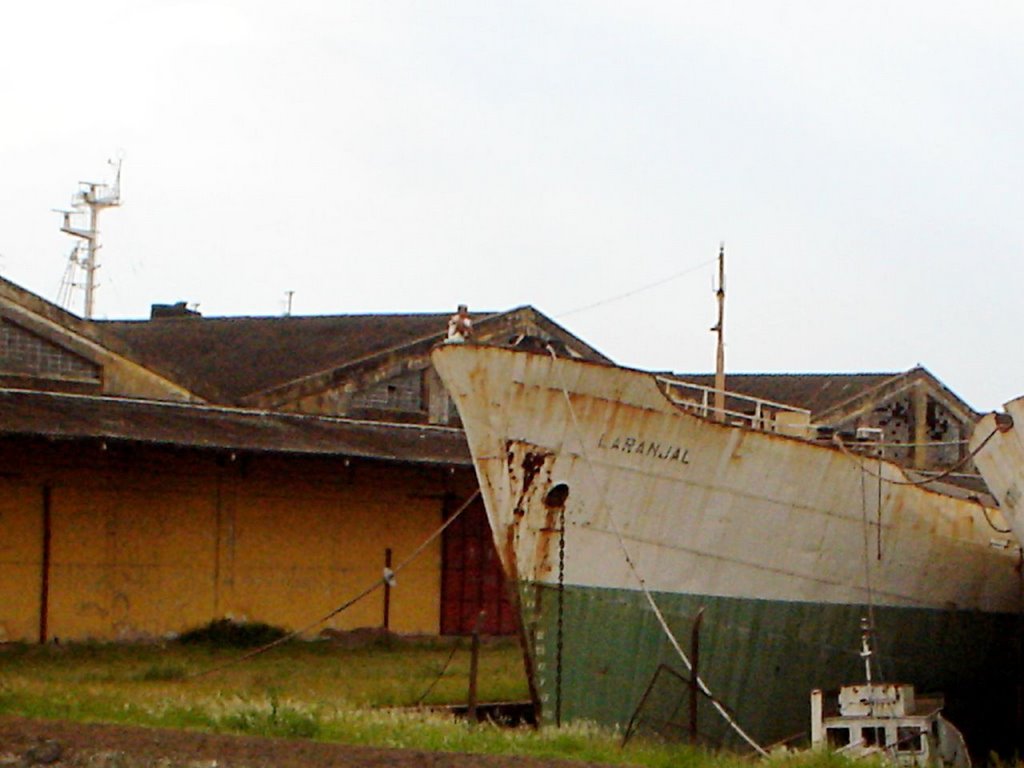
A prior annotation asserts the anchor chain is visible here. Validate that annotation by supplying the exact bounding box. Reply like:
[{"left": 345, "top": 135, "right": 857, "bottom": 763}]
[{"left": 556, "top": 502, "right": 566, "bottom": 726}]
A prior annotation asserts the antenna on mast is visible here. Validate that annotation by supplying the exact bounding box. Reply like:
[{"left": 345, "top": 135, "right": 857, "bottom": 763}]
[
  {"left": 56, "top": 156, "right": 123, "bottom": 318},
  {"left": 710, "top": 242, "right": 726, "bottom": 422},
  {"left": 55, "top": 242, "right": 86, "bottom": 309}
]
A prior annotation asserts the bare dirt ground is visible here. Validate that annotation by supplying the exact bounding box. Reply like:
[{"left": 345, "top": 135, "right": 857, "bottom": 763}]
[{"left": 0, "top": 717, "right": 618, "bottom": 768}]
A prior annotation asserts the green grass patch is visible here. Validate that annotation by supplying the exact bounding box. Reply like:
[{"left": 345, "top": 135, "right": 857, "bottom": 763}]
[
  {"left": 0, "top": 636, "right": 526, "bottom": 721},
  {"left": 218, "top": 693, "right": 321, "bottom": 739},
  {"left": 0, "top": 638, "right": 984, "bottom": 768},
  {"left": 136, "top": 663, "right": 188, "bottom": 682}
]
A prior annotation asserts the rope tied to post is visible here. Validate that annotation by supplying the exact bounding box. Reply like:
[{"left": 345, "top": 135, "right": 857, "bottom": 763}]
[{"left": 188, "top": 489, "right": 481, "bottom": 679}]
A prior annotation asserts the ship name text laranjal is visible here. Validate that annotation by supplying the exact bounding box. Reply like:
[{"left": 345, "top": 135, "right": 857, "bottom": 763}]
[{"left": 597, "top": 434, "right": 691, "bottom": 464}]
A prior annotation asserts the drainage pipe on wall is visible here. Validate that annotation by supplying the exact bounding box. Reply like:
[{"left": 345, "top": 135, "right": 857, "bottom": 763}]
[{"left": 38, "top": 484, "right": 52, "bottom": 644}]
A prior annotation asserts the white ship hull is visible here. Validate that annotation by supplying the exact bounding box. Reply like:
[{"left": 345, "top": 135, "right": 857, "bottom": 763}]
[{"left": 432, "top": 344, "right": 1022, "bottom": 753}]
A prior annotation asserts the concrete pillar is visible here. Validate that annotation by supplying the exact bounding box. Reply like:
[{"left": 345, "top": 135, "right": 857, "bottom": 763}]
[
  {"left": 913, "top": 383, "right": 929, "bottom": 469},
  {"left": 425, "top": 366, "right": 451, "bottom": 425}
]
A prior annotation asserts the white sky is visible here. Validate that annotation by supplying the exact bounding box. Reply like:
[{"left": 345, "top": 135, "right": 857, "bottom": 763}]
[{"left": 1, "top": 1, "right": 1021, "bottom": 410}]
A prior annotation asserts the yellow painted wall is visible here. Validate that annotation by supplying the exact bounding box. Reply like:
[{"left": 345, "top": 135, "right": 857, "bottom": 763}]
[
  {"left": 0, "top": 479, "right": 42, "bottom": 642},
  {"left": 47, "top": 479, "right": 219, "bottom": 640},
  {"left": 0, "top": 440, "right": 463, "bottom": 642},
  {"left": 219, "top": 459, "right": 443, "bottom": 634}
]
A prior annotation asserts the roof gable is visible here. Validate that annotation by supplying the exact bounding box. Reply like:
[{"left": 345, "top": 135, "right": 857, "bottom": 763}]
[
  {"left": 0, "top": 275, "right": 197, "bottom": 401},
  {"left": 0, "top": 274, "right": 98, "bottom": 338},
  {"left": 97, "top": 306, "right": 610, "bottom": 406},
  {"left": 98, "top": 313, "right": 457, "bottom": 403}
]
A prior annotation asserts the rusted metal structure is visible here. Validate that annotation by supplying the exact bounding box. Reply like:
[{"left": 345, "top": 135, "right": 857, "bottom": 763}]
[
  {"left": 432, "top": 343, "right": 1023, "bottom": 755},
  {"left": 811, "top": 683, "right": 970, "bottom": 767},
  {"left": 810, "top": 620, "right": 971, "bottom": 767}
]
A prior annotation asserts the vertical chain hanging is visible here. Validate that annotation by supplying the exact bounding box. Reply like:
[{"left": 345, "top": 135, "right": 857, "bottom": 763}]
[
  {"left": 556, "top": 502, "right": 566, "bottom": 727},
  {"left": 876, "top": 457, "right": 883, "bottom": 561}
]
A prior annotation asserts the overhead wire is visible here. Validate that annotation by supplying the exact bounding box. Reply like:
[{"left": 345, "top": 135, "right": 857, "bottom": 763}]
[{"left": 555, "top": 258, "right": 717, "bottom": 318}]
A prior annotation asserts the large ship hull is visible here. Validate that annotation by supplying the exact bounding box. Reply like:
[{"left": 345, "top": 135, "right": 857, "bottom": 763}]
[{"left": 432, "top": 345, "right": 1022, "bottom": 753}]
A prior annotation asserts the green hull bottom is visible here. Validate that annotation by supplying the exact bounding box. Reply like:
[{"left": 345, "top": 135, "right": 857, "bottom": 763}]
[{"left": 521, "top": 582, "right": 1023, "bottom": 756}]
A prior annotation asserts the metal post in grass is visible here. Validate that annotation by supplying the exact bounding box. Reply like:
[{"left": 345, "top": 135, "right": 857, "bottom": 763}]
[
  {"left": 383, "top": 548, "right": 393, "bottom": 630},
  {"left": 690, "top": 606, "right": 705, "bottom": 745},
  {"left": 468, "top": 610, "right": 486, "bottom": 722}
]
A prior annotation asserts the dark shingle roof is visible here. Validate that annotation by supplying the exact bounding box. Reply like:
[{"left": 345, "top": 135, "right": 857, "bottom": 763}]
[
  {"left": 670, "top": 372, "right": 903, "bottom": 417},
  {"left": 0, "top": 388, "right": 471, "bottom": 465},
  {"left": 97, "top": 313, "right": 470, "bottom": 403}
]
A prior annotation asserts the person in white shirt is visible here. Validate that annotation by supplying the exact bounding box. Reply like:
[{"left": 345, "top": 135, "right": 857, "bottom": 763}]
[{"left": 446, "top": 304, "right": 473, "bottom": 343}]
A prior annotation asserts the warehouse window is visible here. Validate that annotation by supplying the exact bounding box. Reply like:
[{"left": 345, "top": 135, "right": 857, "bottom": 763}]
[
  {"left": 0, "top": 318, "right": 100, "bottom": 382},
  {"left": 350, "top": 370, "right": 424, "bottom": 412}
]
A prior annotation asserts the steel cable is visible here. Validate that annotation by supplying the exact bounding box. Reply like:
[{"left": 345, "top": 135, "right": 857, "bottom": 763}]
[
  {"left": 832, "top": 428, "right": 999, "bottom": 487},
  {"left": 414, "top": 639, "right": 463, "bottom": 706},
  {"left": 555, "top": 259, "right": 717, "bottom": 318}
]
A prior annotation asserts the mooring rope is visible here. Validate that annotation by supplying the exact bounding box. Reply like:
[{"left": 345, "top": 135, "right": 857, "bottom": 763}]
[
  {"left": 188, "top": 489, "right": 481, "bottom": 679},
  {"left": 979, "top": 500, "right": 1014, "bottom": 534},
  {"left": 832, "top": 428, "right": 999, "bottom": 488},
  {"left": 556, "top": 501, "right": 566, "bottom": 727},
  {"left": 414, "top": 637, "right": 463, "bottom": 706},
  {"left": 545, "top": 346, "right": 769, "bottom": 756}
]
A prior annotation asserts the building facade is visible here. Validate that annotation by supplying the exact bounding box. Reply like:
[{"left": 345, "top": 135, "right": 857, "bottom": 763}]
[
  {"left": 0, "top": 276, "right": 601, "bottom": 642},
  {"left": 0, "top": 274, "right": 987, "bottom": 642}
]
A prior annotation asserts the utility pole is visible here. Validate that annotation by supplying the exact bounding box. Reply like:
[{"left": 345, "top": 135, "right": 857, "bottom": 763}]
[
  {"left": 57, "top": 158, "right": 122, "bottom": 319},
  {"left": 712, "top": 243, "right": 726, "bottom": 421}
]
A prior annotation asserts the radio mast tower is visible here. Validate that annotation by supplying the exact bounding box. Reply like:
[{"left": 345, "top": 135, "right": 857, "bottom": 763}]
[
  {"left": 56, "top": 158, "right": 122, "bottom": 319},
  {"left": 711, "top": 242, "right": 726, "bottom": 422}
]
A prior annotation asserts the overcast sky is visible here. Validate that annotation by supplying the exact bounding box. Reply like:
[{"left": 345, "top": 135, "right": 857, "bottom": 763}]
[{"left": 1, "top": 1, "right": 1021, "bottom": 410}]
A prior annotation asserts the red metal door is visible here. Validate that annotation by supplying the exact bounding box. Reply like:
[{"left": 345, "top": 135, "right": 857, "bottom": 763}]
[{"left": 441, "top": 495, "right": 517, "bottom": 635}]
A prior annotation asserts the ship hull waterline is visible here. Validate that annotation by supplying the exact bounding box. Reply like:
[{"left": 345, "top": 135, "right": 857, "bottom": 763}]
[{"left": 432, "top": 344, "right": 1023, "bottom": 754}]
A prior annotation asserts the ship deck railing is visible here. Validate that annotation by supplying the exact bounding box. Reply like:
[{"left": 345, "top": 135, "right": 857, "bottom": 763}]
[{"left": 656, "top": 376, "right": 813, "bottom": 435}]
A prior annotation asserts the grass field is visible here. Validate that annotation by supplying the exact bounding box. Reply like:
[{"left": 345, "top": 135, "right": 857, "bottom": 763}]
[
  {"left": 0, "top": 632, "right": 527, "bottom": 719},
  {"left": 0, "top": 634, "right": 989, "bottom": 768}
]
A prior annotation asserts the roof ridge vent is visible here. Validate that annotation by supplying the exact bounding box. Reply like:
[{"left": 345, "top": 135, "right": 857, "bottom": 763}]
[{"left": 151, "top": 302, "right": 201, "bottom": 319}]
